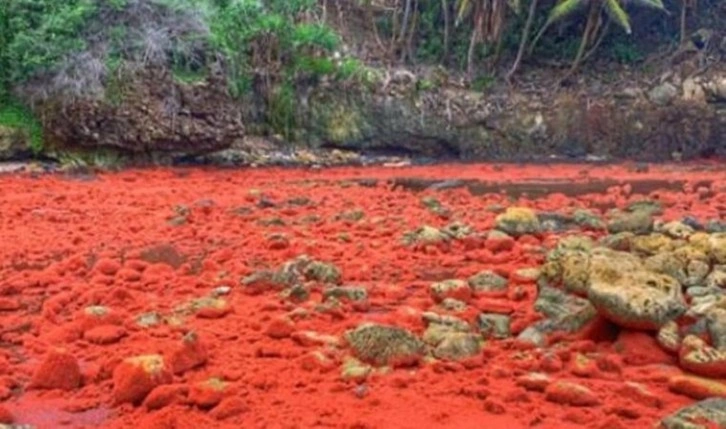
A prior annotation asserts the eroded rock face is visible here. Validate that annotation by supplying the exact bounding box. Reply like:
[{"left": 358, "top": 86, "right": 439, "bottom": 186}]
[
  {"left": 588, "top": 270, "right": 686, "bottom": 330},
  {"left": 42, "top": 71, "right": 244, "bottom": 155}
]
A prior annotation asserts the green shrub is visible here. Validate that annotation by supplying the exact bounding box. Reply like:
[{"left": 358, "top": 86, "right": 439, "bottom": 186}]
[{"left": 0, "top": 98, "right": 45, "bottom": 154}]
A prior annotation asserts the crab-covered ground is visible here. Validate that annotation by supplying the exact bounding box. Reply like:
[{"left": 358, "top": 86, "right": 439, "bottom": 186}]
[{"left": 0, "top": 162, "right": 725, "bottom": 429}]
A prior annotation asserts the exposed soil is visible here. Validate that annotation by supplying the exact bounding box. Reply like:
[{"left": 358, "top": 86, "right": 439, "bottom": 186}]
[{"left": 0, "top": 162, "right": 724, "bottom": 429}]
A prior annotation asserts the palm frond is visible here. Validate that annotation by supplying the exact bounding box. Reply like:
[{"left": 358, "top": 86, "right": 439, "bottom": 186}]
[
  {"left": 604, "top": 0, "right": 631, "bottom": 34},
  {"left": 627, "top": 0, "right": 666, "bottom": 10},
  {"left": 544, "top": 0, "right": 586, "bottom": 26}
]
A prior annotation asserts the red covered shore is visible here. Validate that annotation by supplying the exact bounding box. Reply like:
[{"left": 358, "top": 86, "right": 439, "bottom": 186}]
[{"left": 0, "top": 162, "right": 724, "bottom": 429}]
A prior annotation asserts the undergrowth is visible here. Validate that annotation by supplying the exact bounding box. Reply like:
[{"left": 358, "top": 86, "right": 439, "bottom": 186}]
[{"left": 0, "top": 98, "right": 44, "bottom": 154}]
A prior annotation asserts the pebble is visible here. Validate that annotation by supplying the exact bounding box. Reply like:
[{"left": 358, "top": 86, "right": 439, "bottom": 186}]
[
  {"left": 669, "top": 374, "right": 726, "bottom": 400},
  {"left": 189, "top": 378, "right": 228, "bottom": 409},
  {"left": 210, "top": 397, "right": 249, "bottom": 420},
  {"left": 143, "top": 384, "right": 189, "bottom": 411},
  {"left": 29, "top": 349, "right": 81, "bottom": 391},
  {"left": 679, "top": 335, "right": 726, "bottom": 378},
  {"left": 112, "top": 354, "right": 172, "bottom": 405},
  {"left": 544, "top": 381, "right": 600, "bottom": 407},
  {"left": 169, "top": 332, "right": 208, "bottom": 375},
  {"left": 83, "top": 325, "right": 127, "bottom": 345}
]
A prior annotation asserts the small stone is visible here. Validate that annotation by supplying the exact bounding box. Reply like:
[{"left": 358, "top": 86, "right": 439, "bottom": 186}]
[
  {"left": 341, "top": 357, "right": 372, "bottom": 382},
  {"left": 112, "top": 355, "right": 172, "bottom": 405},
  {"left": 304, "top": 261, "right": 342, "bottom": 284},
  {"left": 478, "top": 313, "right": 511, "bottom": 339},
  {"left": 468, "top": 270, "right": 508, "bottom": 293},
  {"left": 616, "top": 382, "right": 663, "bottom": 409},
  {"left": 544, "top": 381, "right": 600, "bottom": 407},
  {"left": 516, "top": 372, "right": 551, "bottom": 392},
  {"left": 669, "top": 375, "right": 726, "bottom": 400},
  {"left": 210, "top": 397, "right": 249, "bottom": 420},
  {"left": 433, "top": 332, "right": 482, "bottom": 361},
  {"left": 512, "top": 267, "right": 540, "bottom": 283},
  {"left": 707, "top": 269, "right": 726, "bottom": 289},
  {"left": 573, "top": 210, "right": 605, "bottom": 230},
  {"left": 299, "top": 351, "right": 336, "bottom": 373},
  {"left": 77, "top": 306, "right": 123, "bottom": 332},
  {"left": 430, "top": 279, "right": 471, "bottom": 303},
  {"left": 631, "top": 233, "right": 673, "bottom": 256},
  {"left": 679, "top": 335, "right": 726, "bottom": 378},
  {"left": 265, "top": 317, "right": 295, "bottom": 339},
  {"left": 29, "top": 349, "right": 81, "bottom": 391},
  {"left": 169, "top": 332, "right": 208, "bottom": 375},
  {"left": 607, "top": 210, "right": 653, "bottom": 235},
  {"left": 559, "top": 251, "right": 591, "bottom": 295},
  {"left": 83, "top": 325, "right": 127, "bottom": 345},
  {"left": 176, "top": 297, "right": 230, "bottom": 319},
  {"left": 656, "top": 321, "right": 682, "bottom": 354},
  {"left": 280, "top": 284, "right": 310, "bottom": 303},
  {"left": 569, "top": 353, "right": 598, "bottom": 377},
  {"left": 439, "top": 298, "right": 467, "bottom": 312},
  {"left": 534, "top": 287, "right": 597, "bottom": 333},
  {"left": 599, "top": 232, "right": 635, "bottom": 251},
  {"left": 189, "top": 377, "right": 228, "bottom": 409},
  {"left": 710, "top": 233, "right": 726, "bottom": 264},
  {"left": 211, "top": 286, "right": 231, "bottom": 297},
  {"left": 136, "top": 312, "right": 162, "bottom": 328},
  {"left": 323, "top": 286, "right": 368, "bottom": 302},
  {"left": 345, "top": 323, "right": 425, "bottom": 367},
  {"left": 143, "top": 384, "right": 189, "bottom": 411},
  {"left": 441, "top": 222, "right": 473, "bottom": 239},
  {"left": 494, "top": 207, "right": 541, "bottom": 236},
  {"left": 707, "top": 308, "right": 726, "bottom": 350},
  {"left": 659, "top": 221, "right": 695, "bottom": 239},
  {"left": 516, "top": 321, "right": 550, "bottom": 347},
  {"left": 421, "top": 312, "right": 471, "bottom": 331},
  {"left": 240, "top": 270, "right": 288, "bottom": 295},
  {"left": 661, "top": 398, "right": 726, "bottom": 429},
  {"left": 402, "top": 225, "right": 449, "bottom": 246},
  {"left": 291, "top": 331, "right": 341, "bottom": 348},
  {"left": 485, "top": 230, "right": 515, "bottom": 252}
]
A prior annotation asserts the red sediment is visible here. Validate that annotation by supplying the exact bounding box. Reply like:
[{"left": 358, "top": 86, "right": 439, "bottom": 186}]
[{"left": 0, "top": 162, "right": 723, "bottom": 428}]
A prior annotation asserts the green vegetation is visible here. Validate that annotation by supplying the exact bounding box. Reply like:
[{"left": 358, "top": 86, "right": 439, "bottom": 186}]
[
  {"left": 0, "top": 0, "right": 718, "bottom": 155},
  {"left": 0, "top": 98, "right": 44, "bottom": 154}
]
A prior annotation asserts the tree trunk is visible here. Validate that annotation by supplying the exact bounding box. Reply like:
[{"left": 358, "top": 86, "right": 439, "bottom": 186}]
[
  {"left": 567, "top": 0, "right": 600, "bottom": 76},
  {"left": 441, "top": 0, "right": 451, "bottom": 64},
  {"left": 467, "top": 26, "right": 479, "bottom": 78},
  {"left": 680, "top": 0, "right": 687, "bottom": 44},
  {"left": 507, "top": 0, "right": 539, "bottom": 80}
]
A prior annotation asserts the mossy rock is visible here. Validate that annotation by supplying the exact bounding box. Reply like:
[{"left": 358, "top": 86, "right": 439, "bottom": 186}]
[
  {"left": 345, "top": 323, "right": 425, "bottom": 367},
  {"left": 433, "top": 332, "right": 482, "bottom": 361},
  {"left": 468, "top": 270, "right": 508, "bottom": 293},
  {"left": 495, "top": 207, "right": 541, "bottom": 236},
  {"left": 607, "top": 210, "right": 654, "bottom": 235}
]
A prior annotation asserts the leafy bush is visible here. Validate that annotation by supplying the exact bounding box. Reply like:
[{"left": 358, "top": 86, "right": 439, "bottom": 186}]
[{"left": 0, "top": 98, "right": 45, "bottom": 154}]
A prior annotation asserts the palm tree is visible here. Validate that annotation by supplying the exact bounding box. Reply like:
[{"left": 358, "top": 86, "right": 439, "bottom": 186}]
[{"left": 529, "top": 0, "right": 667, "bottom": 76}]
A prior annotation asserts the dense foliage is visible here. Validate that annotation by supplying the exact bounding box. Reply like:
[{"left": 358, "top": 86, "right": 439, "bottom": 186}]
[{"left": 0, "top": 0, "right": 719, "bottom": 152}]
